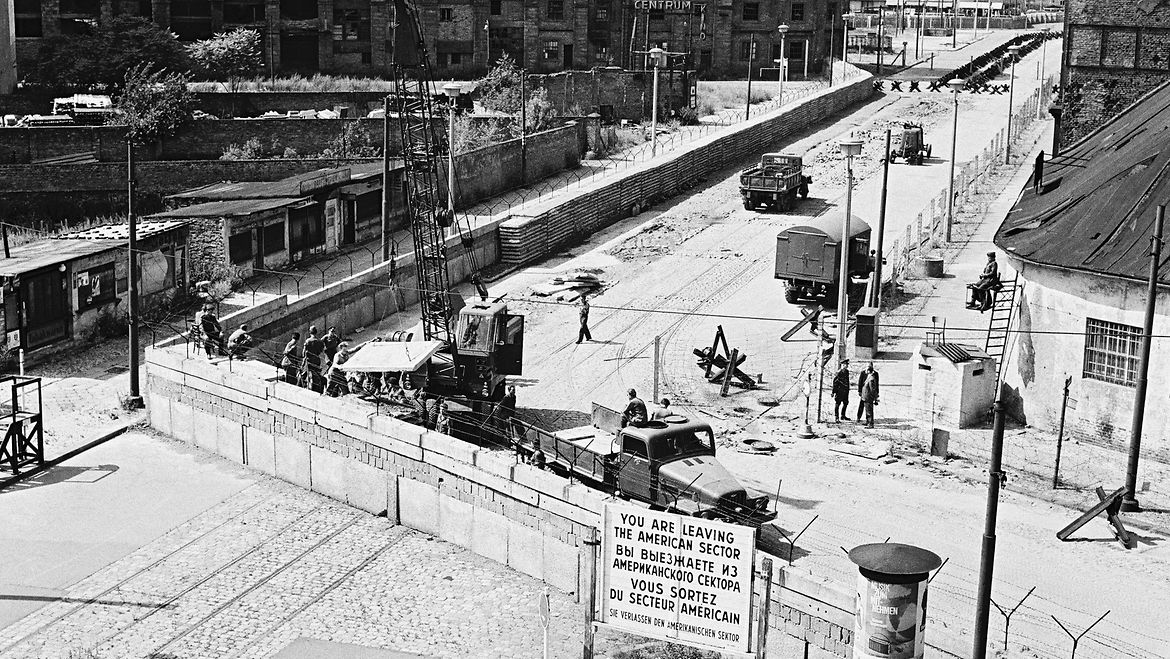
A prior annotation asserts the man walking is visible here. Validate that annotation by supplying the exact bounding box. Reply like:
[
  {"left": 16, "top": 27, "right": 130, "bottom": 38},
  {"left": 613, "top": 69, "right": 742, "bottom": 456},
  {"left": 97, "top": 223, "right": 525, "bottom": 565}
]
[
  {"left": 577, "top": 296, "right": 593, "bottom": 344},
  {"left": 832, "top": 360, "right": 851, "bottom": 422},
  {"left": 860, "top": 362, "right": 880, "bottom": 428},
  {"left": 621, "top": 388, "right": 648, "bottom": 428}
]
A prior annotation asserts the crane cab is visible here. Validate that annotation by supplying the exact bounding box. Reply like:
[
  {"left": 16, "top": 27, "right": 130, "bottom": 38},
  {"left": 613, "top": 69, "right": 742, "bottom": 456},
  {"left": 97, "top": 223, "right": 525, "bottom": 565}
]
[{"left": 452, "top": 300, "right": 524, "bottom": 399}]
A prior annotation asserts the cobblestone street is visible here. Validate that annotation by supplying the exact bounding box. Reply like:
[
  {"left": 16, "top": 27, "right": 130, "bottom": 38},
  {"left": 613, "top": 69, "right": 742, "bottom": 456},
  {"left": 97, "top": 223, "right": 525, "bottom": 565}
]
[{"left": 0, "top": 432, "right": 593, "bottom": 659}]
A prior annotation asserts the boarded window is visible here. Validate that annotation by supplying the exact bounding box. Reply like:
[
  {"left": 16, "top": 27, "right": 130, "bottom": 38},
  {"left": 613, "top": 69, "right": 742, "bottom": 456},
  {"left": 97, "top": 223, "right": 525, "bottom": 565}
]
[
  {"left": 1083, "top": 318, "right": 1141, "bottom": 387},
  {"left": 77, "top": 263, "right": 116, "bottom": 309},
  {"left": 742, "top": 2, "right": 759, "bottom": 21},
  {"left": 289, "top": 206, "right": 325, "bottom": 252},
  {"left": 228, "top": 232, "right": 253, "bottom": 264},
  {"left": 791, "top": 2, "right": 805, "bottom": 21},
  {"left": 263, "top": 222, "right": 285, "bottom": 255}
]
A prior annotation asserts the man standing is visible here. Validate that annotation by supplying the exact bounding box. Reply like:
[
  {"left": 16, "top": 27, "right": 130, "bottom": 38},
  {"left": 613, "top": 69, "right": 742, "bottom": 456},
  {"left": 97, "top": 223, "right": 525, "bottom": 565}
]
[
  {"left": 622, "top": 388, "right": 648, "bottom": 428},
  {"left": 301, "top": 326, "right": 326, "bottom": 392},
  {"left": 496, "top": 385, "right": 518, "bottom": 444},
  {"left": 322, "top": 327, "right": 341, "bottom": 364},
  {"left": 832, "top": 360, "right": 851, "bottom": 422},
  {"left": 856, "top": 366, "right": 868, "bottom": 422},
  {"left": 577, "top": 296, "right": 593, "bottom": 344},
  {"left": 199, "top": 304, "right": 224, "bottom": 359},
  {"left": 860, "top": 362, "right": 880, "bottom": 428},
  {"left": 281, "top": 332, "right": 301, "bottom": 384}
]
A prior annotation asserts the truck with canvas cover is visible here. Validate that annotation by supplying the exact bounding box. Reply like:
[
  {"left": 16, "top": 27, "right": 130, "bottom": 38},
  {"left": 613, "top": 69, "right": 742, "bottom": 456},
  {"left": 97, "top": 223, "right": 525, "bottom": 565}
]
[
  {"left": 515, "top": 403, "right": 776, "bottom": 527},
  {"left": 739, "top": 153, "right": 811, "bottom": 211},
  {"left": 775, "top": 212, "right": 872, "bottom": 303}
]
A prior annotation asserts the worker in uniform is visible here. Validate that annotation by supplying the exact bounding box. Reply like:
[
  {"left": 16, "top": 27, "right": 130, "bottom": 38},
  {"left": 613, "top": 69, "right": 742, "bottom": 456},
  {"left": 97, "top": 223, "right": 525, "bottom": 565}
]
[
  {"left": 577, "top": 296, "right": 593, "bottom": 344},
  {"left": 621, "top": 388, "right": 648, "bottom": 428},
  {"left": 969, "top": 252, "right": 1000, "bottom": 312},
  {"left": 281, "top": 332, "right": 301, "bottom": 384},
  {"left": 860, "top": 362, "right": 880, "bottom": 428},
  {"left": 832, "top": 360, "right": 851, "bottom": 422}
]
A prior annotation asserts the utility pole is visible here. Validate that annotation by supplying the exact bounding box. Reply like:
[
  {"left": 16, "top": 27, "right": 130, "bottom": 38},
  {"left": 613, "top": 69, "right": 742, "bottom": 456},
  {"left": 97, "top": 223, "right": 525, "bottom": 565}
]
[
  {"left": 877, "top": 9, "right": 884, "bottom": 76},
  {"left": 1121, "top": 205, "right": 1165, "bottom": 512},
  {"left": 745, "top": 33, "right": 756, "bottom": 119},
  {"left": 972, "top": 393, "right": 1007, "bottom": 658},
  {"left": 873, "top": 129, "right": 891, "bottom": 309},
  {"left": 381, "top": 95, "right": 392, "bottom": 262},
  {"left": 126, "top": 134, "right": 143, "bottom": 408},
  {"left": 520, "top": 70, "right": 527, "bottom": 184}
]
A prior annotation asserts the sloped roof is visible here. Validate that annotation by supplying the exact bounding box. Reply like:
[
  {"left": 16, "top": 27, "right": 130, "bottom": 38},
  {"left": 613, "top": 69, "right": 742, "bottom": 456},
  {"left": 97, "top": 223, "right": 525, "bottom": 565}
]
[
  {"left": 56, "top": 220, "right": 188, "bottom": 241},
  {"left": 147, "top": 197, "right": 309, "bottom": 218},
  {"left": 167, "top": 161, "right": 394, "bottom": 202},
  {"left": 995, "top": 79, "right": 1170, "bottom": 284}
]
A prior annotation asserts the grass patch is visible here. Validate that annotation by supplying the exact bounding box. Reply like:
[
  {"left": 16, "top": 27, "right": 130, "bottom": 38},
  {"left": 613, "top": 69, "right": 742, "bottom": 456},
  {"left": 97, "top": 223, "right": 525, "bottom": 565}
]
[
  {"left": 695, "top": 81, "right": 776, "bottom": 116},
  {"left": 188, "top": 74, "right": 396, "bottom": 93}
]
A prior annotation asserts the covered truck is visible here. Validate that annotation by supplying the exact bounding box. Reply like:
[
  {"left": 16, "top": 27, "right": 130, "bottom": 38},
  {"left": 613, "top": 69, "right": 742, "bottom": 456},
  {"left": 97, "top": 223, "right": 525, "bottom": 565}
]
[
  {"left": 775, "top": 211, "right": 872, "bottom": 304},
  {"left": 739, "top": 153, "right": 811, "bottom": 211},
  {"left": 516, "top": 403, "right": 776, "bottom": 527}
]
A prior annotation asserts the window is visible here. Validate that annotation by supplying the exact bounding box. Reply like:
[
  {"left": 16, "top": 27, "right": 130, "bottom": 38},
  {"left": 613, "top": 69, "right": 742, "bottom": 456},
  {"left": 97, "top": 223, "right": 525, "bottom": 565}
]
[
  {"left": 77, "top": 263, "right": 115, "bottom": 309},
  {"left": 1084, "top": 318, "right": 1141, "bottom": 386},
  {"left": 280, "top": 0, "right": 317, "bottom": 21},
  {"left": 742, "top": 2, "right": 759, "bottom": 21},
  {"left": 738, "top": 40, "right": 755, "bottom": 61},
  {"left": 13, "top": 0, "right": 41, "bottom": 37},
  {"left": 262, "top": 223, "right": 285, "bottom": 255},
  {"left": 623, "top": 436, "right": 648, "bottom": 458},
  {"left": 289, "top": 207, "right": 325, "bottom": 252},
  {"left": 791, "top": 2, "right": 805, "bottom": 21},
  {"left": 439, "top": 7, "right": 453, "bottom": 21},
  {"left": 171, "top": 0, "right": 211, "bottom": 16},
  {"left": 788, "top": 40, "right": 805, "bottom": 59},
  {"left": 543, "top": 40, "right": 560, "bottom": 60},
  {"left": 224, "top": 0, "right": 264, "bottom": 23},
  {"left": 547, "top": 0, "right": 563, "bottom": 20},
  {"left": 649, "top": 7, "right": 664, "bottom": 20},
  {"left": 490, "top": 0, "right": 502, "bottom": 14},
  {"left": 449, "top": 52, "right": 464, "bottom": 64},
  {"left": 596, "top": 7, "right": 608, "bottom": 20},
  {"left": 771, "top": 43, "right": 782, "bottom": 61},
  {"left": 228, "top": 232, "right": 253, "bottom": 264}
]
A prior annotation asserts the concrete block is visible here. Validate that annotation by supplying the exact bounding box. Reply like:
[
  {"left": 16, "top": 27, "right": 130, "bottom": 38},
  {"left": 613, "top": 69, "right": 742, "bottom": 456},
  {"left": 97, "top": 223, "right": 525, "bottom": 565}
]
[
  {"left": 512, "top": 463, "right": 568, "bottom": 499},
  {"left": 346, "top": 457, "right": 390, "bottom": 516},
  {"left": 387, "top": 474, "right": 399, "bottom": 524},
  {"left": 221, "top": 367, "right": 268, "bottom": 400},
  {"left": 536, "top": 492, "right": 594, "bottom": 526},
  {"left": 146, "top": 345, "right": 188, "bottom": 375},
  {"left": 267, "top": 392, "right": 318, "bottom": 424},
  {"left": 273, "top": 432, "right": 312, "bottom": 489},
  {"left": 215, "top": 416, "right": 244, "bottom": 463},
  {"left": 146, "top": 392, "right": 171, "bottom": 436},
  {"left": 309, "top": 445, "right": 350, "bottom": 503},
  {"left": 474, "top": 450, "right": 516, "bottom": 480},
  {"left": 398, "top": 477, "right": 440, "bottom": 536},
  {"left": 470, "top": 507, "right": 509, "bottom": 565},
  {"left": 543, "top": 534, "right": 580, "bottom": 594},
  {"left": 170, "top": 401, "right": 194, "bottom": 445},
  {"left": 421, "top": 431, "right": 478, "bottom": 465},
  {"left": 507, "top": 519, "right": 545, "bottom": 581},
  {"left": 563, "top": 483, "right": 607, "bottom": 518},
  {"left": 244, "top": 426, "right": 276, "bottom": 475},
  {"left": 190, "top": 408, "right": 219, "bottom": 453},
  {"left": 368, "top": 414, "right": 424, "bottom": 446},
  {"left": 438, "top": 493, "right": 474, "bottom": 549}
]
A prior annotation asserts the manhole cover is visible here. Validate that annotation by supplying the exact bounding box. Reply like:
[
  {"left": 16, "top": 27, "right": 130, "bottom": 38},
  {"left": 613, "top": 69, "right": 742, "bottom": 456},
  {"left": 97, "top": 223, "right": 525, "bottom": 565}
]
[{"left": 741, "top": 439, "right": 776, "bottom": 452}]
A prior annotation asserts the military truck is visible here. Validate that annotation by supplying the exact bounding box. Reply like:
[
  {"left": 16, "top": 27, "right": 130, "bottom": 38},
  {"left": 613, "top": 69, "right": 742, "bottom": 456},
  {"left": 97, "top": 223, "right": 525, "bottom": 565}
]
[
  {"left": 516, "top": 403, "right": 776, "bottom": 527},
  {"left": 739, "top": 153, "right": 812, "bottom": 211},
  {"left": 888, "top": 123, "right": 931, "bottom": 165},
  {"left": 775, "top": 212, "right": 872, "bottom": 304}
]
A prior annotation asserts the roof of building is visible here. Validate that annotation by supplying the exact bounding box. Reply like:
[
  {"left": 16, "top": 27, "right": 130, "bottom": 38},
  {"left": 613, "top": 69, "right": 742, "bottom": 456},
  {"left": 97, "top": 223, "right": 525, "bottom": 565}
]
[
  {"left": 56, "top": 220, "right": 188, "bottom": 241},
  {"left": 167, "top": 161, "right": 394, "bottom": 202},
  {"left": 995, "top": 79, "right": 1170, "bottom": 284},
  {"left": 147, "top": 197, "right": 310, "bottom": 219},
  {"left": 0, "top": 239, "right": 122, "bottom": 278}
]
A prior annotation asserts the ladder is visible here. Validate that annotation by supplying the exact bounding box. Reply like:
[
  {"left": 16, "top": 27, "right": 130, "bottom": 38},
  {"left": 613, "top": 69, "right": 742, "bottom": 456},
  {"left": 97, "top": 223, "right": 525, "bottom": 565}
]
[{"left": 984, "top": 274, "right": 1022, "bottom": 381}]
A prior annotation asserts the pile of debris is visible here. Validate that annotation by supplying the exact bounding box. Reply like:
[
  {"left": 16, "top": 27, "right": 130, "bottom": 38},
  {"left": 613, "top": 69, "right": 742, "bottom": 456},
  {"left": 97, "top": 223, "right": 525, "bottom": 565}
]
[{"left": 530, "top": 271, "right": 604, "bottom": 301}]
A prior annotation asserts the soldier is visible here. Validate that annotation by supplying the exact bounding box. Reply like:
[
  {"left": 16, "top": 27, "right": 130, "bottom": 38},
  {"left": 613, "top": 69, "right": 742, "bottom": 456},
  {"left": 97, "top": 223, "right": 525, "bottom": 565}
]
[
  {"left": 281, "top": 332, "right": 301, "bottom": 384},
  {"left": 577, "top": 296, "right": 593, "bottom": 344},
  {"left": 622, "top": 388, "right": 648, "bottom": 428},
  {"left": 199, "top": 304, "right": 224, "bottom": 359},
  {"left": 860, "top": 362, "right": 880, "bottom": 428},
  {"left": 301, "top": 326, "right": 326, "bottom": 392},
  {"left": 322, "top": 327, "right": 341, "bottom": 364},
  {"left": 832, "top": 360, "right": 851, "bottom": 423}
]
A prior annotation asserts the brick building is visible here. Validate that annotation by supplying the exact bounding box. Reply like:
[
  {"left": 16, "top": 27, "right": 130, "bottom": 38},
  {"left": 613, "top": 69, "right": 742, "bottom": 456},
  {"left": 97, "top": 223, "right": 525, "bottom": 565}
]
[
  {"left": 1058, "top": 0, "right": 1170, "bottom": 149},
  {"left": 3, "top": 0, "right": 837, "bottom": 80}
]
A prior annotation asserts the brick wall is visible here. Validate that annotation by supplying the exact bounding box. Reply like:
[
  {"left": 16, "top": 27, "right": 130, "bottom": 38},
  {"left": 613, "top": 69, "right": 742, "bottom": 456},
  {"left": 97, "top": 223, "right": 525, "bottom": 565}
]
[
  {"left": 529, "top": 68, "right": 692, "bottom": 121},
  {"left": 1061, "top": 0, "right": 1170, "bottom": 146},
  {"left": 449, "top": 123, "right": 581, "bottom": 207}
]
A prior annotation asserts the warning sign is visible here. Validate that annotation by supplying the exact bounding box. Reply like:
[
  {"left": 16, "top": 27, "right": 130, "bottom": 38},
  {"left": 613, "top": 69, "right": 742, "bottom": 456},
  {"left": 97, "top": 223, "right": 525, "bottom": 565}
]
[{"left": 599, "top": 504, "right": 756, "bottom": 654}]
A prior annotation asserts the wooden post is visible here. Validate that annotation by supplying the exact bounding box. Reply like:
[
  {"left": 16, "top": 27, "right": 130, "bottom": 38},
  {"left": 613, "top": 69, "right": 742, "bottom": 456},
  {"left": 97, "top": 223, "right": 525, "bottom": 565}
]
[
  {"left": 1053, "top": 376, "right": 1071, "bottom": 488},
  {"left": 721, "top": 348, "right": 739, "bottom": 397},
  {"left": 582, "top": 527, "right": 599, "bottom": 658},
  {"left": 745, "top": 34, "right": 755, "bottom": 119},
  {"left": 755, "top": 557, "right": 774, "bottom": 659}
]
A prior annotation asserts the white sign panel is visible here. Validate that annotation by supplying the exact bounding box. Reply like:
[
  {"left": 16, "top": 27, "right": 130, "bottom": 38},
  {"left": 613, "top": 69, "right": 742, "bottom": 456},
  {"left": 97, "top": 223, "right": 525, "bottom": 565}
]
[{"left": 600, "top": 504, "right": 756, "bottom": 654}]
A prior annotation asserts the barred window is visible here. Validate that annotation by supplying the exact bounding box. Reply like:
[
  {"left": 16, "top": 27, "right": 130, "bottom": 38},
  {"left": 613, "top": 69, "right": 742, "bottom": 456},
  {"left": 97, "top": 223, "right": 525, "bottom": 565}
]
[{"left": 1083, "top": 318, "right": 1141, "bottom": 387}]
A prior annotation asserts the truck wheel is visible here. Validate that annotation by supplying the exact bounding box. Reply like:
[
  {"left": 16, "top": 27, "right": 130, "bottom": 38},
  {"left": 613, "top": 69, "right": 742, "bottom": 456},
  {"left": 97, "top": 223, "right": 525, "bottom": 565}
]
[
  {"left": 784, "top": 287, "right": 800, "bottom": 304},
  {"left": 743, "top": 200, "right": 753, "bottom": 210}
]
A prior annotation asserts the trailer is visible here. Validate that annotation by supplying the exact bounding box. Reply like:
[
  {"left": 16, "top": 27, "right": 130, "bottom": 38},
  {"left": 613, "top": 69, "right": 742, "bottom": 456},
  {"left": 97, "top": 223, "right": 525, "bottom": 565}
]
[
  {"left": 516, "top": 403, "right": 776, "bottom": 527},
  {"left": 775, "top": 212, "right": 872, "bottom": 304}
]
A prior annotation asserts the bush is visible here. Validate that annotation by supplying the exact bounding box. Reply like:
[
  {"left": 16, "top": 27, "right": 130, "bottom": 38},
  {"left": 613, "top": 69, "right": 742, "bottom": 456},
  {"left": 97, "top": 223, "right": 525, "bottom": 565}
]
[
  {"left": 87, "top": 307, "right": 128, "bottom": 342},
  {"left": 108, "top": 64, "right": 196, "bottom": 143},
  {"left": 26, "top": 16, "right": 189, "bottom": 91},
  {"left": 676, "top": 106, "right": 700, "bottom": 125},
  {"left": 187, "top": 28, "right": 263, "bottom": 92}
]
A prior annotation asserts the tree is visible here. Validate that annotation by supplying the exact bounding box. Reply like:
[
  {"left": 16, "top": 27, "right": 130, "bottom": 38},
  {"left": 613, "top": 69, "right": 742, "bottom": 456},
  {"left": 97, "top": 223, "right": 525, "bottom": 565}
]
[
  {"left": 187, "top": 28, "right": 264, "bottom": 92},
  {"left": 473, "top": 55, "right": 558, "bottom": 139},
  {"left": 27, "top": 17, "right": 189, "bottom": 90},
  {"left": 108, "top": 64, "right": 196, "bottom": 143}
]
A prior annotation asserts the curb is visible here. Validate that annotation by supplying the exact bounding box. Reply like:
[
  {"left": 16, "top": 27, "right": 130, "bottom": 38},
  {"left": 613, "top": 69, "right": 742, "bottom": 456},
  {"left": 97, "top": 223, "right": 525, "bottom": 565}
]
[{"left": 0, "top": 422, "right": 134, "bottom": 493}]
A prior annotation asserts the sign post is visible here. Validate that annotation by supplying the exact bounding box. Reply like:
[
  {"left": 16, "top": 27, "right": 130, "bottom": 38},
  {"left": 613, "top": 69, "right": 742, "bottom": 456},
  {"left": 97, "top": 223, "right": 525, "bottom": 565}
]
[
  {"left": 539, "top": 587, "right": 551, "bottom": 659},
  {"left": 598, "top": 504, "right": 757, "bottom": 655}
]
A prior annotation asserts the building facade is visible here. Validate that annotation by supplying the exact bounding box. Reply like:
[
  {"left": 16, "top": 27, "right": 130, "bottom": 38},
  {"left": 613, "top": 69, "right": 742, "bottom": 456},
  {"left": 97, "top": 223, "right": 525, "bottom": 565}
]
[
  {"left": 1058, "top": 0, "right": 1170, "bottom": 148},
  {"left": 7, "top": 0, "right": 837, "bottom": 80}
]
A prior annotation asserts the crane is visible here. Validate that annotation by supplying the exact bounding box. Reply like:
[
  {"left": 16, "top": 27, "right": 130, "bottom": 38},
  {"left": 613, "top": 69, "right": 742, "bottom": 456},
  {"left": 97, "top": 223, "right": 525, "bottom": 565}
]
[{"left": 390, "top": 0, "right": 524, "bottom": 407}]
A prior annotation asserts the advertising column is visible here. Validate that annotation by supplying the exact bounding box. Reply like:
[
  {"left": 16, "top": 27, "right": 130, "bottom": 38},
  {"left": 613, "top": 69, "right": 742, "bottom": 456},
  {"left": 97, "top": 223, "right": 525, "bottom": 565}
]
[{"left": 847, "top": 543, "right": 942, "bottom": 659}]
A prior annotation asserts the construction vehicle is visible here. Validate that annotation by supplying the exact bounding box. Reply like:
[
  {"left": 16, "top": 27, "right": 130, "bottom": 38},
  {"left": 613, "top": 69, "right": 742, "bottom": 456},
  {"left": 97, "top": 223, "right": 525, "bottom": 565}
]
[
  {"left": 517, "top": 403, "right": 777, "bottom": 527},
  {"left": 888, "top": 123, "right": 931, "bottom": 165},
  {"left": 389, "top": 0, "right": 524, "bottom": 406},
  {"left": 739, "top": 153, "right": 811, "bottom": 211},
  {"left": 774, "top": 212, "right": 872, "bottom": 304}
]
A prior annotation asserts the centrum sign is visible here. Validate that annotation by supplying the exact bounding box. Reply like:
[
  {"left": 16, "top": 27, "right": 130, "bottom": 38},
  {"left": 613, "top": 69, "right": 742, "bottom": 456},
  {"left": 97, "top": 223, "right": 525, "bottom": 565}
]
[{"left": 599, "top": 504, "right": 756, "bottom": 654}]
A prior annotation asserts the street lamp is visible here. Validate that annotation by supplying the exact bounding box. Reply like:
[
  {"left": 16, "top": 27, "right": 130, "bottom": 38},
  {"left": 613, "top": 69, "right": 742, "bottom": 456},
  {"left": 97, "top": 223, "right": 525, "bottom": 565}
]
[
  {"left": 442, "top": 83, "right": 462, "bottom": 219},
  {"left": 1004, "top": 44, "right": 1020, "bottom": 164},
  {"left": 648, "top": 46, "right": 667, "bottom": 157},
  {"left": 837, "top": 135, "right": 863, "bottom": 369},
  {"left": 1037, "top": 28, "right": 1049, "bottom": 119},
  {"left": 776, "top": 24, "right": 789, "bottom": 105},
  {"left": 842, "top": 13, "right": 849, "bottom": 65},
  {"left": 945, "top": 78, "right": 964, "bottom": 242}
]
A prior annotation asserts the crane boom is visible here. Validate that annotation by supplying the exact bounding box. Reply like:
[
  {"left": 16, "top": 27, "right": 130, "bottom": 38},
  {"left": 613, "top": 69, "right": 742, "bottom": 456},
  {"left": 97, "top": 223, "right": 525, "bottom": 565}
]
[{"left": 392, "top": 0, "right": 454, "bottom": 346}]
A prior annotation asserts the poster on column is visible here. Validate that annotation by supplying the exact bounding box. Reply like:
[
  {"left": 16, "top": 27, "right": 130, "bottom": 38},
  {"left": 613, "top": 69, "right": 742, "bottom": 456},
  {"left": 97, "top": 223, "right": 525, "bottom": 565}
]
[
  {"left": 599, "top": 504, "right": 755, "bottom": 654},
  {"left": 853, "top": 575, "right": 927, "bottom": 659}
]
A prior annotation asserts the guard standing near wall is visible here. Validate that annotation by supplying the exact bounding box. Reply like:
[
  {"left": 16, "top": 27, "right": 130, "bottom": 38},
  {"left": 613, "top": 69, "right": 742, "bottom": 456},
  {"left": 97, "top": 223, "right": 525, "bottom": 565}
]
[{"left": 281, "top": 332, "right": 301, "bottom": 384}]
